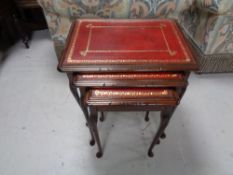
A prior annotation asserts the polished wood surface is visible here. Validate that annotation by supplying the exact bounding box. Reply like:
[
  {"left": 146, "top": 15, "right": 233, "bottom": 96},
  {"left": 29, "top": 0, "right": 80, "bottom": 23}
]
[
  {"left": 59, "top": 19, "right": 197, "bottom": 72},
  {"left": 73, "top": 72, "right": 187, "bottom": 87}
]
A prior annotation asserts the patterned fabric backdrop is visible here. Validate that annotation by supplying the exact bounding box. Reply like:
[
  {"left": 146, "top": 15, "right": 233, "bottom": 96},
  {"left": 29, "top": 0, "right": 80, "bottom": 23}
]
[
  {"left": 38, "top": 0, "right": 195, "bottom": 18},
  {"left": 38, "top": 0, "right": 232, "bottom": 58},
  {"left": 196, "top": 0, "right": 233, "bottom": 15}
]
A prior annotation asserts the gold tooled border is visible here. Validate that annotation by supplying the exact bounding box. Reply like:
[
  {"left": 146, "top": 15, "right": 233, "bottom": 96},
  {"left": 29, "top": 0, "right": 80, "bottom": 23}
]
[
  {"left": 79, "top": 24, "right": 177, "bottom": 57},
  {"left": 66, "top": 20, "right": 191, "bottom": 64},
  {"left": 80, "top": 73, "right": 181, "bottom": 79},
  {"left": 93, "top": 89, "right": 168, "bottom": 97}
]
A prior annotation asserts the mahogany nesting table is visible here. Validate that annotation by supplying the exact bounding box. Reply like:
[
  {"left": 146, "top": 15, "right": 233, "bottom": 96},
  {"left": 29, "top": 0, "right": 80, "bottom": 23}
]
[{"left": 58, "top": 19, "right": 197, "bottom": 158}]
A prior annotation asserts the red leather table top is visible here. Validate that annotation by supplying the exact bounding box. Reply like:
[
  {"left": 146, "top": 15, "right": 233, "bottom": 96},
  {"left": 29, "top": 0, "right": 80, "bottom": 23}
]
[{"left": 59, "top": 19, "right": 197, "bottom": 72}]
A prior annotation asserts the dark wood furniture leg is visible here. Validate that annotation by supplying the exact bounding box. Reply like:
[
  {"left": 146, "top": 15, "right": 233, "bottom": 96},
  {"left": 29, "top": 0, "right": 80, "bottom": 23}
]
[
  {"left": 160, "top": 132, "right": 166, "bottom": 139},
  {"left": 79, "top": 87, "right": 89, "bottom": 123},
  {"left": 148, "top": 107, "right": 175, "bottom": 157},
  {"left": 69, "top": 82, "right": 95, "bottom": 146},
  {"left": 99, "top": 112, "right": 105, "bottom": 122},
  {"left": 90, "top": 108, "right": 103, "bottom": 158},
  {"left": 144, "top": 111, "right": 166, "bottom": 139},
  {"left": 12, "top": 13, "right": 29, "bottom": 48},
  {"left": 88, "top": 107, "right": 176, "bottom": 158},
  {"left": 145, "top": 111, "right": 150, "bottom": 122}
]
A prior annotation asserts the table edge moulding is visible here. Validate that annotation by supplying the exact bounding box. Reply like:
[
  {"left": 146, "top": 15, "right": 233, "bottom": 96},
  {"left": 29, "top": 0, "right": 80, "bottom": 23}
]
[{"left": 58, "top": 19, "right": 198, "bottom": 73}]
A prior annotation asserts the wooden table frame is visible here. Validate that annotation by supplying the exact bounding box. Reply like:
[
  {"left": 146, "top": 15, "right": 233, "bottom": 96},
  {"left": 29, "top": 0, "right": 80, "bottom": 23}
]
[
  {"left": 68, "top": 72, "right": 190, "bottom": 149},
  {"left": 58, "top": 19, "right": 198, "bottom": 158},
  {"left": 85, "top": 89, "right": 178, "bottom": 158}
]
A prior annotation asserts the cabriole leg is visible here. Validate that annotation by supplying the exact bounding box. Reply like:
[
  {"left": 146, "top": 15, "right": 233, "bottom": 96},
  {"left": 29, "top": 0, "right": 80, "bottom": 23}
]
[
  {"left": 90, "top": 108, "right": 103, "bottom": 158},
  {"left": 148, "top": 107, "right": 175, "bottom": 157},
  {"left": 69, "top": 82, "right": 95, "bottom": 146},
  {"left": 145, "top": 111, "right": 150, "bottom": 122},
  {"left": 99, "top": 112, "right": 105, "bottom": 122}
]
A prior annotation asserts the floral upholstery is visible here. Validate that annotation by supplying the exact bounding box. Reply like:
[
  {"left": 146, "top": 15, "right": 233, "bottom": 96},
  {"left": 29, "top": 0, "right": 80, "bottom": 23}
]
[
  {"left": 179, "top": 6, "right": 233, "bottom": 54},
  {"left": 39, "top": 0, "right": 195, "bottom": 48},
  {"left": 38, "top": 0, "right": 233, "bottom": 73},
  {"left": 38, "top": 0, "right": 194, "bottom": 18},
  {"left": 196, "top": 0, "right": 233, "bottom": 15}
]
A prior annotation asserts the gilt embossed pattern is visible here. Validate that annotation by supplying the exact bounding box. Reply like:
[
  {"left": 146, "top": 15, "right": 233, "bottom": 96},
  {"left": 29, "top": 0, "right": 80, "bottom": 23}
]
[
  {"left": 78, "top": 73, "right": 182, "bottom": 80},
  {"left": 59, "top": 19, "right": 197, "bottom": 72},
  {"left": 66, "top": 20, "right": 192, "bottom": 64},
  {"left": 91, "top": 89, "right": 169, "bottom": 98},
  {"left": 86, "top": 88, "right": 179, "bottom": 106}
]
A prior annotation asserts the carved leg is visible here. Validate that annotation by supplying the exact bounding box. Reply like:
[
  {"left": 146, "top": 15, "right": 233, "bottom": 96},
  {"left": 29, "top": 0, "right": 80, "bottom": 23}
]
[
  {"left": 12, "top": 14, "right": 30, "bottom": 48},
  {"left": 69, "top": 82, "right": 95, "bottom": 146},
  {"left": 90, "top": 108, "right": 103, "bottom": 158},
  {"left": 148, "top": 107, "right": 175, "bottom": 157},
  {"left": 22, "top": 36, "right": 29, "bottom": 49},
  {"left": 145, "top": 111, "right": 149, "bottom": 122},
  {"left": 99, "top": 112, "right": 105, "bottom": 122},
  {"left": 79, "top": 87, "right": 88, "bottom": 126},
  {"left": 176, "top": 87, "right": 187, "bottom": 99}
]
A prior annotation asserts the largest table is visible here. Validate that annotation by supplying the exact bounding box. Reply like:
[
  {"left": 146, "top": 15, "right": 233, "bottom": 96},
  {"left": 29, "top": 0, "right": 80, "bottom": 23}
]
[
  {"left": 58, "top": 19, "right": 197, "bottom": 73},
  {"left": 58, "top": 19, "right": 198, "bottom": 157}
]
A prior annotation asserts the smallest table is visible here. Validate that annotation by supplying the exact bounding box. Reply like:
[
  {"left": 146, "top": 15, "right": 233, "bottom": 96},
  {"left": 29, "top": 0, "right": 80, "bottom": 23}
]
[
  {"left": 58, "top": 19, "right": 197, "bottom": 158},
  {"left": 85, "top": 88, "right": 179, "bottom": 158}
]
